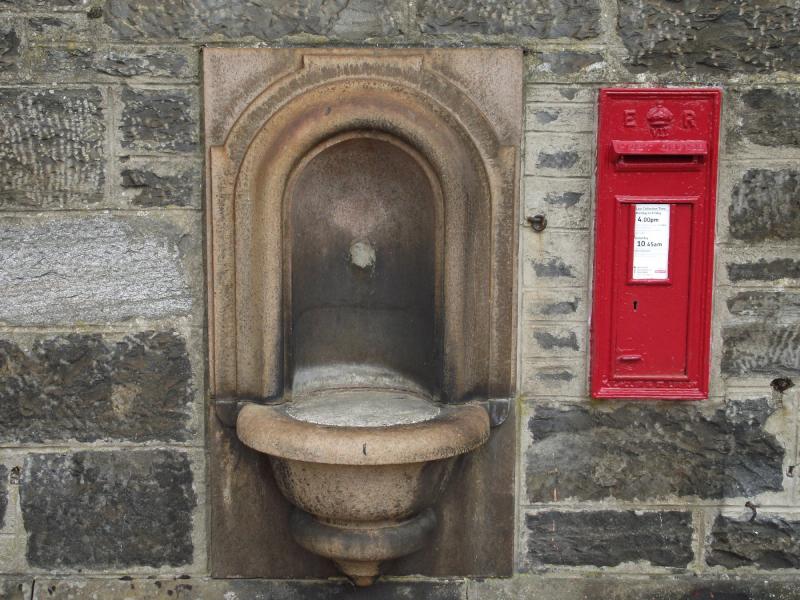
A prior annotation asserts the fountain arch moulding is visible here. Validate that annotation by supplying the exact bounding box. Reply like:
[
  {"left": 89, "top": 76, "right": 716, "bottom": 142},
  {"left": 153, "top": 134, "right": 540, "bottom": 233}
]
[{"left": 204, "top": 48, "right": 522, "bottom": 580}]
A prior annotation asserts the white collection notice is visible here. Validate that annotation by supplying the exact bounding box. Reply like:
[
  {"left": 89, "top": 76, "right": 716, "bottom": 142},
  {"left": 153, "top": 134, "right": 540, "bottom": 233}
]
[{"left": 632, "top": 204, "right": 670, "bottom": 280}]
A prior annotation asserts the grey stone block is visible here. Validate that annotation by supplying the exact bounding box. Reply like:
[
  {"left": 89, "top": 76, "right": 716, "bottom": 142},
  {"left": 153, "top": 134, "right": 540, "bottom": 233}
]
[
  {"left": 524, "top": 510, "right": 693, "bottom": 568},
  {"left": 0, "top": 331, "right": 194, "bottom": 443},
  {"left": 0, "top": 464, "right": 6, "bottom": 529},
  {"left": 119, "top": 87, "right": 198, "bottom": 153},
  {"left": 537, "top": 150, "right": 578, "bottom": 169},
  {"left": 526, "top": 104, "right": 595, "bottom": 133},
  {"left": 708, "top": 514, "right": 800, "bottom": 569},
  {"left": 119, "top": 157, "right": 201, "bottom": 208},
  {"left": 525, "top": 133, "right": 593, "bottom": 177},
  {"left": 0, "top": 87, "right": 105, "bottom": 209},
  {"left": 521, "top": 360, "right": 586, "bottom": 397},
  {"left": 727, "top": 291, "right": 800, "bottom": 322},
  {"left": 417, "top": 0, "right": 601, "bottom": 39},
  {"left": 0, "top": 0, "right": 87, "bottom": 9},
  {"left": 27, "top": 15, "right": 104, "bottom": 44},
  {"left": 527, "top": 255, "right": 580, "bottom": 281},
  {"left": 522, "top": 289, "right": 585, "bottom": 321},
  {"left": 0, "top": 20, "right": 20, "bottom": 76},
  {"left": 33, "top": 45, "right": 197, "bottom": 81},
  {"left": 469, "top": 575, "right": 800, "bottom": 600},
  {"left": 737, "top": 89, "right": 800, "bottom": 149},
  {"left": 729, "top": 168, "right": 800, "bottom": 242},
  {"left": 524, "top": 177, "right": 592, "bottom": 230},
  {"left": 525, "top": 398, "right": 785, "bottom": 502},
  {"left": 21, "top": 450, "right": 196, "bottom": 569},
  {"left": 0, "top": 579, "right": 32, "bottom": 600},
  {"left": 523, "top": 324, "right": 584, "bottom": 358},
  {"left": 32, "top": 578, "right": 466, "bottom": 599},
  {"left": 522, "top": 230, "right": 589, "bottom": 289},
  {"left": 618, "top": 0, "right": 800, "bottom": 73},
  {"left": 526, "top": 51, "right": 605, "bottom": 78},
  {"left": 727, "top": 258, "right": 800, "bottom": 283},
  {"left": 722, "top": 323, "right": 800, "bottom": 377},
  {"left": 0, "top": 214, "right": 194, "bottom": 325},
  {"left": 526, "top": 86, "right": 596, "bottom": 104},
  {"left": 104, "top": 0, "right": 404, "bottom": 41}
]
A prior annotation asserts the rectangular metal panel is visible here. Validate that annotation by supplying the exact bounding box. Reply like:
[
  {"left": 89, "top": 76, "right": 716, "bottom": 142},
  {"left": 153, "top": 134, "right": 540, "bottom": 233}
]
[{"left": 591, "top": 88, "right": 721, "bottom": 399}]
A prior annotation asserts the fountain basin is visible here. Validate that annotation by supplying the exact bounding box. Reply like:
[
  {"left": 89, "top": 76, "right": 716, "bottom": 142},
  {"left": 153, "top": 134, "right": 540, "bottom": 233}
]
[{"left": 236, "top": 389, "right": 490, "bottom": 584}]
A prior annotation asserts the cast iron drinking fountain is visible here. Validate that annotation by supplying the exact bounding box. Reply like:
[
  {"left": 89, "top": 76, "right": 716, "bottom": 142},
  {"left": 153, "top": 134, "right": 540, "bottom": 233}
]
[{"left": 205, "top": 48, "right": 522, "bottom": 585}]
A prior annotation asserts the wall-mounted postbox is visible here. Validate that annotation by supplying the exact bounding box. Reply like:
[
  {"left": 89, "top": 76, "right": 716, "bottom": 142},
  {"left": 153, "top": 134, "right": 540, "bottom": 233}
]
[{"left": 591, "top": 88, "right": 721, "bottom": 399}]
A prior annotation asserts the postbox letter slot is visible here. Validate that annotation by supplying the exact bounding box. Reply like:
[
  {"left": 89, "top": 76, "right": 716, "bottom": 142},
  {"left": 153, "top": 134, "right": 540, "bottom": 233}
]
[{"left": 612, "top": 140, "right": 708, "bottom": 171}]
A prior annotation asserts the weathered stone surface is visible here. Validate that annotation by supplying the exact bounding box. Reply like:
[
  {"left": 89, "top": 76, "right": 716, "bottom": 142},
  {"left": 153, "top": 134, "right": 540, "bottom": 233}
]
[
  {"left": 537, "top": 150, "right": 578, "bottom": 170},
  {"left": 537, "top": 299, "right": 580, "bottom": 317},
  {"left": 524, "top": 177, "right": 591, "bottom": 229},
  {"left": 527, "top": 51, "right": 605, "bottom": 78},
  {"left": 0, "top": 215, "right": 194, "bottom": 325},
  {"left": 417, "top": 0, "right": 601, "bottom": 39},
  {"left": 524, "top": 325, "right": 583, "bottom": 358},
  {"left": 526, "top": 398, "right": 785, "bottom": 502},
  {"left": 0, "top": 20, "right": 20, "bottom": 75},
  {"left": 0, "top": 331, "right": 193, "bottom": 443},
  {"left": 33, "top": 578, "right": 466, "bottom": 600},
  {"left": 728, "top": 258, "right": 800, "bottom": 282},
  {"left": 34, "top": 45, "right": 196, "bottom": 80},
  {"left": 27, "top": 15, "right": 100, "bottom": 43},
  {"left": 618, "top": 0, "right": 800, "bottom": 73},
  {"left": 0, "top": 579, "right": 32, "bottom": 600},
  {"left": 526, "top": 86, "right": 595, "bottom": 104},
  {"left": 469, "top": 576, "right": 800, "bottom": 600},
  {"left": 119, "top": 87, "right": 197, "bottom": 152},
  {"left": 0, "top": 87, "right": 105, "bottom": 208},
  {"left": 104, "top": 0, "right": 404, "bottom": 41},
  {"left": 21, "top": 450, "right": 196, "bottom": 569},
  {"left": 0, "top": 0, "right": 86, "bottom": 8},
  {"left": 524, "top": 510, "right": 693, "bottom": 568},
  {"left": 708, "top": 515, "right": 800, "bottom": 569},
  {"left": 0, "top": 464, "right": 6, "bottom": 529},
  {"left": 738, "top": 89, "right": 800, "bottom": 149},
  {"left": 729, "top": 169, "right": 800, "bottom": 242},
  {"left": 119, "top": 157, "right": 201, "bottom": 207},
  {"left": 544, "top": 190, "right": 582, "bottom": 207},
  {"left": 526, "top": 133, "right": 593, "bottom": 177},
  {"left": 727, "top": 291, "right": 800, "bottom": 321},
  {"left": 30, "top": 576, "right": 800, "bottom": 600},
  {"left": 532, "top": 257, "right": 575, "bottom": 278},
  {"left": 33, "top": 578, "right": 466, "bottom": 599},
  {"left": 521, "top": 360, "right": 586, "bottom": 397},
  {"left": 722, "top": 324, "right": 800, "bottom": 377},
  {"left": 523, "top": 231, "right": 589, "bottom": 288},
  {"left": 526, "top": 105, "right": 594, "bottom": 133},
  {"left": 523, "top": 290, "right": 585, "bottom": 321}
]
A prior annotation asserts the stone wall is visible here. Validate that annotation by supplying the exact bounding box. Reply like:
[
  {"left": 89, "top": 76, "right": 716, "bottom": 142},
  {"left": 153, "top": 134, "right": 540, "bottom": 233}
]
[{"left": 0, "top": 0, "right": 798, "bottom": 598}]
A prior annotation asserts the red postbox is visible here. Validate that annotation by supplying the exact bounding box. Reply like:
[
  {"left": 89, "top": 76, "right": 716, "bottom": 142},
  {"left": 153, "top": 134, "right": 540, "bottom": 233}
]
[{"left": 591, "top": 88, "right": 721, "bottom": 399}]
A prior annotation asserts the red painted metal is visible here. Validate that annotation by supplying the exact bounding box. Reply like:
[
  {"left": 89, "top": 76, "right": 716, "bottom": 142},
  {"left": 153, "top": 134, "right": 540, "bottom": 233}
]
[{"left": 591, "top": 88, "right": 721, "bottom": 399}]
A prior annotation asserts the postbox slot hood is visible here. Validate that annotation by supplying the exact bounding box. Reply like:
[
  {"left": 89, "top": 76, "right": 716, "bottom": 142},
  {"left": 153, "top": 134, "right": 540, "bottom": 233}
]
[{"left": 611, "top": 139, "right": 708, "bottom": 156}]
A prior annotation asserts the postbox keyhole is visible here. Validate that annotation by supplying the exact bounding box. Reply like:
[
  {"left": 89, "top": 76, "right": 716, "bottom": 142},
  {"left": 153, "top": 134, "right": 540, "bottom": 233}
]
[{"left": 633, "top": 300, "right": 638, "bottom": 311}]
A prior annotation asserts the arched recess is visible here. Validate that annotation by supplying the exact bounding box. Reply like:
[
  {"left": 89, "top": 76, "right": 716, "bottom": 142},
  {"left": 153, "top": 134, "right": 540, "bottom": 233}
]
[
  {"left": 284, "top": 130, "right": 444, "bottom": 397},
  {"left": 208, "top": 55, "right": 517, "bottom": 403}
]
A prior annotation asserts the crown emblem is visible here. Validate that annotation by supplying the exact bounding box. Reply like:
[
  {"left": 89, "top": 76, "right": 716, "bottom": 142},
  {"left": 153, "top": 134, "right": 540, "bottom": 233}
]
[{"left": 646, "top": 102, "right": 673, "bottom": 137}]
